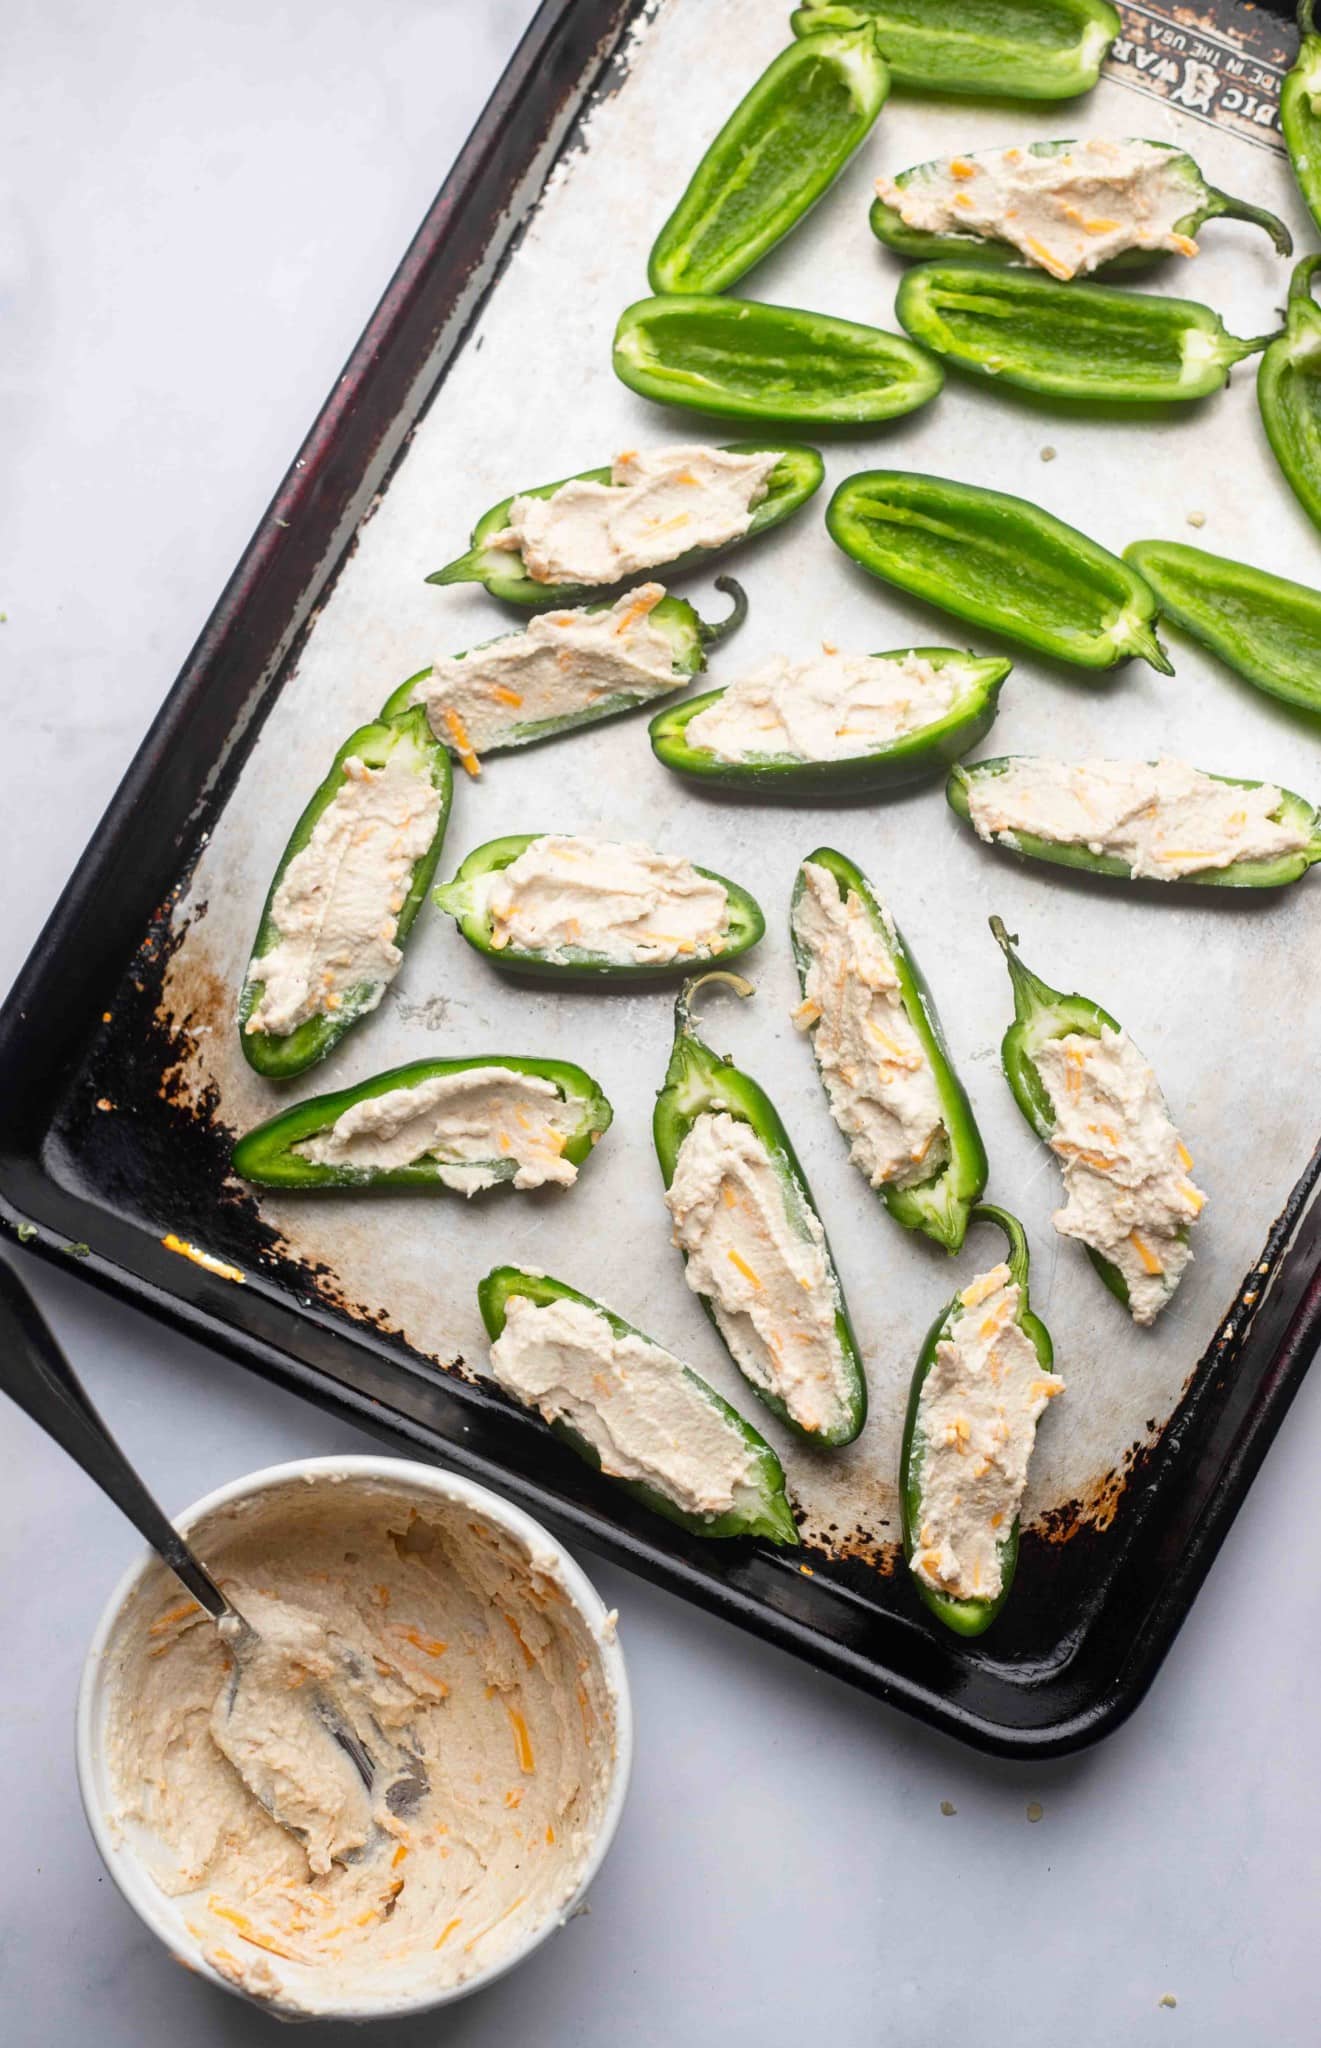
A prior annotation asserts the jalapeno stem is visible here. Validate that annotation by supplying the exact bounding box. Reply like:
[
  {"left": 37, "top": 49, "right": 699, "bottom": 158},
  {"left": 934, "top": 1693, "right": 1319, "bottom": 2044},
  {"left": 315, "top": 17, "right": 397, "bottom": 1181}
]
[
  {"left": 970, "top": 1203, "right": 1030, "bottom": 1291},
  {"left": 989, "top": 915, "right": 1056, "bottom": 1018},
  {"left": 1302, "top": 0, "right": 1319, "bottom": 43},
  {"left": 1289, "top": 251, "right": 1321, "bottom": 315},
  {"left": 1204, "top": 187, "right": 1293, "bottom": 256},
  {"left": 697, "top": 576, "right": 749, "bottom": 648},
  {"left": 674, "top": 968, "right": 754, "bottom": 1043}
]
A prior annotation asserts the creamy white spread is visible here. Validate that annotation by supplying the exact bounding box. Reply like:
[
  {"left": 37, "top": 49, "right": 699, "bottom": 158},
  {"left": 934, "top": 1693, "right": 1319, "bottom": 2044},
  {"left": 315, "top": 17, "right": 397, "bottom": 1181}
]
[
  {"left": 965, "top": 756, "right": 1307, "bottom": 880},
  {"left": 683, "top": 648, "right": 963, "bottom": 763},
  {"left": 104, "top": 1479, "right": 614, "bottom": 2016},
  {"left": 791, "top": 863, "right": 945, "bottom": 1190},
  {"left": 471, "top": 834, "right": 731, "bottom": 966},
  {"left": 294, "top": 1068, "right": 583, "bottom": 1193},
  {"left": 490, "top": 1293, "right": 761, "bottom": 1519},
  {"left": 1035, "top": 1027, "right": 1206, "bottom": 1325},
  {"left": 246, "top": 747, "right": 441, "bottom": 1037},
  {"left": 878, "top": 139, "right": 1198, "bottom": 279},
  {"left": 411, "top": 586, "right": 679, "bottom": 762},
  {"left": 912, "top": 1262, "right": 1063, "bottom": 1603},
  {"left": 490, "top": 446, "right": 780, "bottom": 586},
  {"left": 665, "top": 1110, "right": 850, "bottom": 1438}
]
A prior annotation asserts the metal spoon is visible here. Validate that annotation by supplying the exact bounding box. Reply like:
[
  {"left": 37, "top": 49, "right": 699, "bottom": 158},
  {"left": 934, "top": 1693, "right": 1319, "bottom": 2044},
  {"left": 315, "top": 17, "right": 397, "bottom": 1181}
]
[{"left": 0, "top": 1253, "right": 425, "bottom": 1860}]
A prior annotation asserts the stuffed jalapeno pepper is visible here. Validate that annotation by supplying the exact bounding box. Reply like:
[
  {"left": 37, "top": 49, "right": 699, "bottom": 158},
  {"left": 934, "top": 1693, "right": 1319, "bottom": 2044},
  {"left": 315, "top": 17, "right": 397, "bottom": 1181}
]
[
  {"left": 900, "top": 1205, "right": 1060, "bottom": 1636},
  {"left": 434, "top": 834, "right": 763, "bottom": 981},
  {"left": 232, "top": 1056, "right": 612, "bottom": 1193},
  {"left": 612, "top": 296, "right": 941, "bottom": 427},
  {"left": 654, "top": 973, "right": 867, "bottom": 1446},
  {"left": 1258, "top": 256, "right": 1321, "bottom": 537},
  {"left": 949, "top": 755, "right": 1321, "bottom": 889},
  {"left": 1124, "top": 540, "right": 1321, "bottom": 720},
  {"left": 647, "top": 24, "right": 890, "bottom": 296},
  {"left": 992, "top": 919, "right": 1205, "bottom": 1323},
  {"left": 789, "top": 0, "right": 1119, "bottom": 100},
  {"left": 430, "top": 443, "right": 823, "bottom": 608},
  {"left": 381, "top": 579, "right": 747, "bottom": 777},
  {"left": 649, "top": 646, "right": 1010, "bottom": 796},
  {"left": 790, "top": 850, "right": 986, "bottom": 1251},
  {"left": 828, "top": 471, "right": 1172, "bottom": 673},
  {"left": 478, "top": 1267, "right": 797, "bottom": 1544},
  {"left": 895, "top": 265, "right": 1274, "bottom": 404},
  {"left": 240, "top": 706, "right": 452, "bottom": 1080},
  {"left": 871, "top": 138, "right": 1290, "bottom": 274}
]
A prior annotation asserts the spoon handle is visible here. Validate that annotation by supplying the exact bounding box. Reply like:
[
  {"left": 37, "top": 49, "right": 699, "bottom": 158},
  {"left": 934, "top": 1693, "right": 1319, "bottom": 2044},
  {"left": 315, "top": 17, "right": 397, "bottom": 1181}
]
[{"left": 0, "top": 1254, "right": 232, "bottom": 1623}]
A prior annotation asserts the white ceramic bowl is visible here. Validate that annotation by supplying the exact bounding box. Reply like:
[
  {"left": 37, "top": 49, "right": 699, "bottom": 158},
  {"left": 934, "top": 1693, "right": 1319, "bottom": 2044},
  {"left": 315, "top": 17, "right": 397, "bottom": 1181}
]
[{"left": 76, "top": 1455, "right": 632, "bottom": 2021}]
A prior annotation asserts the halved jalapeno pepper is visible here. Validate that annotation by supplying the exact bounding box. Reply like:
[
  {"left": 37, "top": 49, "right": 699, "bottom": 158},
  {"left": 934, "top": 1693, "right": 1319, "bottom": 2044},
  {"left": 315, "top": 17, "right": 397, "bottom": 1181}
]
[
  {"left": 949, "top": 756, "right": 1321, "bottom": 889},
  {"left": 433, "top": 834, "right": 764, "bottom": 982},
  {"left": 1124, "top": 541, "right": 1321, "bottom": 721},
  {"left": 790, "top": 0, "right": 1119, "bottom": 100},
  {"left": 477, "top": 1266, "right": 798, "bottom": 1544},
  {"left": 790, "top": 849, "right": 987, "bottom": 1251},
  {"left": 1258, "top": 256, "right": 1321, "bottom": 537},
  {"left": 828, "top": 470, "right": 1172, "bottom": 673},
  {"left": 649, "top": 647, "right": 1010, "bottom": 796},
  {"left": 653, "top": 972, "right": 867, "bottom": 1447},
  {"left": 899, "top": 1204, "right": 1056, "bottom": 1637},
  {"left": 648, "top": 25, "right": 890, "bottom": 296},
  {"left": 870, "top": 139, "right": 1290, "bottom": 268},
  {"left": 429, "top": 444, "right": 824, "bottom": 608},
  {"left": 232, "top": 1056, "right": 612, "bottom": 1191},
  {"left": 613, "top": 296, "right": 941, "bottom": 427},
  {"left": 380, "top": 579, "right": 747, "bottom": 768},
  {"left": 895, "top": 265, "right": 1275, "bottom": 404},
  {"left": 239, "top": 707, "right": 452, "bottom": 1080}
]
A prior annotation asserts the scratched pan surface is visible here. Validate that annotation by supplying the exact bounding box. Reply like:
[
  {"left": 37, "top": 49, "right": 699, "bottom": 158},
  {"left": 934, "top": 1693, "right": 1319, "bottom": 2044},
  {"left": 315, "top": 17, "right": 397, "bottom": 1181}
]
[{"left": 1, "top": 0, "right": 1319, "bottom": 1755}]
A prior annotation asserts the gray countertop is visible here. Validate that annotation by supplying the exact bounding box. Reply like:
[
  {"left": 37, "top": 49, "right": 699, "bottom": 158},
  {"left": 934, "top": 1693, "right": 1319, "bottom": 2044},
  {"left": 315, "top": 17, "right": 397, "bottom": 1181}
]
[{"left": 1, "top": 4, "right": 1316, "bottom": 2041}]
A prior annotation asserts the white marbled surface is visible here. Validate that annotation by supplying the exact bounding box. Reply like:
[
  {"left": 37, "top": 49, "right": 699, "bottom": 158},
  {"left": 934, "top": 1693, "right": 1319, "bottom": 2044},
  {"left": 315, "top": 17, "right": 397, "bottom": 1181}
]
[{"left": 1, "top": 2, "right": 1318, "bottom": 2041}]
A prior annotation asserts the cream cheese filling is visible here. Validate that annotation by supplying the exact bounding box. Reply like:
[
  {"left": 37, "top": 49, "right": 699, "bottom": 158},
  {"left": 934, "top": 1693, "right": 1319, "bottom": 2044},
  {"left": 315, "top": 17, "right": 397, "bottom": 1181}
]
[
  {"left": 664, "top": 1110, "right": 849, "bottom": 1438},
  {"left": 490, "top": 1293, "right": 761, "bottom": 1518},
  {"left": 1035, "top": 1026, "right": 1205, "bottom": 1325},
  {"left": 683, "top": 648, "right": 963, "bottom": 763},
  {"left": 103, "top": 1481, "right": 613, "bottom": 2016},
  {"left": 965, "top": 756, "right": 1307, "bottom": 880},
  {"left": 913, "top": 1263, "right": 1063, "bottom": 1603},
  {"left": 246, "top": 749, "right": 441, "bottom": 1038},
  {"left": 472, "top": 834, "right": 731, "bottom": 965},
  {"left": 489, "top": 446, "right": 779, "bottom": 586},
  {"left": 791, "top": 862, "right": 946, "bottom": 1190},
  {"left": 878, "top": 139, "right": 1199, "bottom": 280},
  {"left": 294, "top": 1068, "right": 582, "bottom": 1193},
  {"left": 411, "top": 585, "right": 679, "bottom": 759}
]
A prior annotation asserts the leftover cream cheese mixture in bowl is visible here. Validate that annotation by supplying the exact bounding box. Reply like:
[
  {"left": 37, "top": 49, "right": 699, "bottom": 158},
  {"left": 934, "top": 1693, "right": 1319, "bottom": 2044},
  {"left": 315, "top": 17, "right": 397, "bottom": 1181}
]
[{"left": 77, "top": 1458, "right": 631, "bottom": 2020}]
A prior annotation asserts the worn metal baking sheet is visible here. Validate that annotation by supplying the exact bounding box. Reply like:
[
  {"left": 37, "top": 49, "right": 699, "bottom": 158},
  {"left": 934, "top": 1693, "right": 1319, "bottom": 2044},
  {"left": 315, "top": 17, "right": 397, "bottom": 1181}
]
[{"left": 2, "top": 0, "right": 1318, "bottom": 1755}]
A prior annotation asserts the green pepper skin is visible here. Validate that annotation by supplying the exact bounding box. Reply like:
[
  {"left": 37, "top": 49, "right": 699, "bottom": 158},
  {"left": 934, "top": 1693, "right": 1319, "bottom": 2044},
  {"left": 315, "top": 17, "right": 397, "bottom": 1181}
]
[
  {"left": 647, "top": 26, "right": 890, "bottom": 298},
  {"left": 790, "top": 849, "right": 987, "bottom": 1250},
  {"left": 434, "top": 834, "right": 764, "bottom": 982},
  {"left": 649, "top": 648, "right": 1010, "bottom": 796},
  {"left": 1259, "top": 256, "right": 1321, "bottom": 538},
  {"left": 477, "top": 1266, "right": 798, "bottom": 1544},
  {"left": 428, "top": 444, "right": 824, "bottom": 608},
  {"left": 1283, "top": 1, "right": 1321, "bottom": 235},
  {"left": 790, "top": 1, "right": 1118, "bottom": 99},
  {"left": 870, "top": 139, "right": 1290, "bottom": 267},
  {"left": 232, "top": 1056, "right": 612, "bottom": 1190},
  {"left": 612, "top": 296, "right": 942, "bottom": 427},
  {"left": 239, "top": 708, "right": 453, "bottom": 1081},
  {"left": 949, "top": 756, "right": 1321, "bottom": 889},
  {"left": 380, "top": 579, "right": 748, "bottom": 757},
  {"left": 899, "top": 1204, "right": 1054, "bottom": 1636},
  {"left": 653, "top": 972, "right": 867, "bottom": 1446},
  {"left": 990, "top": 920, "right": 1140, "bottom": 1312},
  {"left": 828, "top": 470, "right": 1172, "bottom": 674},
  {"left": 895, "top": 264, "right": 1275, "bottom": 404},
  {"left": 1124, "top": 541, "right": 1321, "bottom": 721}
]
